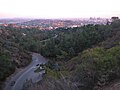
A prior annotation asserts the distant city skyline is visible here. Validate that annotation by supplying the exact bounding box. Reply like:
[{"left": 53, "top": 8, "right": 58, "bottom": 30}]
[{"left": 0, "top": 0, "right": 120, "bottom": 19}]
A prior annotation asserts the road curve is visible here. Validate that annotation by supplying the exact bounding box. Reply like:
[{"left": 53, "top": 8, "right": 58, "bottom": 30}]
[{"left": 4, "top": 53, "right": 48, "bottom": 90}]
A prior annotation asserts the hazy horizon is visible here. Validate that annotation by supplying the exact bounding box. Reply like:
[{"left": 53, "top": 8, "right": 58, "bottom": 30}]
[{"left": 0, "top": 0, "right": 120, "bottom": 19}]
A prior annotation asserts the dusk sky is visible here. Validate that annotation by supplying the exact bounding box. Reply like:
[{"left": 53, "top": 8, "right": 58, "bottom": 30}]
[{"left": 0, "top": 0, "right": 120, "bottom": 19}]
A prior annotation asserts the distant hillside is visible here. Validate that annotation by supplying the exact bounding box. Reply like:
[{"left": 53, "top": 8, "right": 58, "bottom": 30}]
[
  {"left": 0, "top": 18, "right": 32, "bottom": 24},
  {"left": 17, "top": 19, "right": 82, "bottom": 28},
  {"left": 18, "top": 19, "right": 54, "bottom": 27}
]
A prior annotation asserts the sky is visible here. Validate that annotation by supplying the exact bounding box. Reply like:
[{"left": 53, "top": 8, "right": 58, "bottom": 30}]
[{"left": 0, "top": 0, "right": 120, "bottom": 19}]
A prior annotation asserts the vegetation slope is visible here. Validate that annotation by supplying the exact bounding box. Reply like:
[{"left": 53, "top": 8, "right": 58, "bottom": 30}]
[{"left": 22, "top": 20, "right": 120, "bottom": 90}]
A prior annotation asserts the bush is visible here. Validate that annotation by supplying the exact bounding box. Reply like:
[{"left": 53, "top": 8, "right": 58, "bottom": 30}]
[
  {"left": 73, "top": 46, "right": 120, "bottom": 89},
  {"left": 0, "top": 52, "right": 15, "bottom": 81}
]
